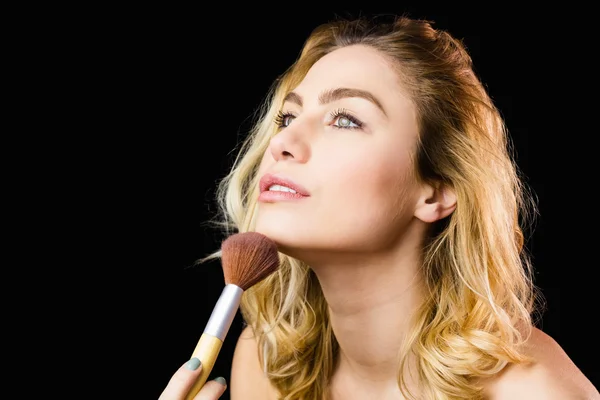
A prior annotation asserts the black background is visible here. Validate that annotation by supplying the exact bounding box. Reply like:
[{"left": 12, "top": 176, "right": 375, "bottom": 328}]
[{"left": 62, "top": 4, "right": 598, "bottom": 398}]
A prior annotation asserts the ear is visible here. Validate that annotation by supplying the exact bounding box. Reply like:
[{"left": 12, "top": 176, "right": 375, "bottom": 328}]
[{"left": 413, "top": 181, "right": 457, "bottom": 223}]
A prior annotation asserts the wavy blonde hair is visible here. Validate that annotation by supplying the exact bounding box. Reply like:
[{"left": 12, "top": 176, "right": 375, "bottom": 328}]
[{"left": 199, "top": 14, "right": 543, "bottom": 400}]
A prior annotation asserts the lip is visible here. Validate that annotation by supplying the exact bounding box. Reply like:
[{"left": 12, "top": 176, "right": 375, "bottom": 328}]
[{"left": 258, "top": 173, "right": 310, "bottom": 201}]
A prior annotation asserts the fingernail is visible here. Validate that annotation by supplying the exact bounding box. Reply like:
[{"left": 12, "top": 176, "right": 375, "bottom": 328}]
[
  {"left": 214, "top": 377, "right": 227, "bottom": 386},
  {"left": 185, "top": 357, "right": 201, "bottom": 371}
]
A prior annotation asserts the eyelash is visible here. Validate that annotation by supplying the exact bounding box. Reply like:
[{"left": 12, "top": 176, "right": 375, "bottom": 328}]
[{"left": 274, "top": 108, "right": 363, "bottom": 130}]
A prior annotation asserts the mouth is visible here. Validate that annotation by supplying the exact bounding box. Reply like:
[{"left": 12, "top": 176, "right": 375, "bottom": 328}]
[{"left": 258, "top": 173, "right": 310, "bottom": 202}]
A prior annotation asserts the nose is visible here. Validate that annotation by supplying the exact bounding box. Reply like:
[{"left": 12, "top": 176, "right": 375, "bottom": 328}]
[{"left": 268, "top": 121, "right": 311, "bottom": 163}]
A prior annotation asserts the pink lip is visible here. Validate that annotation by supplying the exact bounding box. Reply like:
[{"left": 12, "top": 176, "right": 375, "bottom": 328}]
[{"left": 258, "top": 173, "right": 310, "bottom": 202}]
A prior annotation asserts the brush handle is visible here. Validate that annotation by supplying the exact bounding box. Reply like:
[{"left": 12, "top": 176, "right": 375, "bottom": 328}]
[
  {"left": 203, "top": 284, "right": 243, "bottom": 341},
  {"left": 185, "top": 332, "right": 223, "bottom": 399},
  {"left": 185, "top": 284, "right": 243, "bottom": 399}
]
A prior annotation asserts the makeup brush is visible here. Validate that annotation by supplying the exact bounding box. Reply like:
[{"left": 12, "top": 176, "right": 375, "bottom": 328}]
[{"left": 185, "top": 231, "right": 280, "bottom": 399}]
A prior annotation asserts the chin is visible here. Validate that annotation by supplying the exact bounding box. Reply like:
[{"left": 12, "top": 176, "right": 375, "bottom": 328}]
[
  {"left": 253, "top": 223, "right": 307, "bottom": 255},
  {"left": 253, "top": 225, "right": 351, "bottom": 266},
  {"left": 255, "top": 223, "right": 300, "bottom": 246}
]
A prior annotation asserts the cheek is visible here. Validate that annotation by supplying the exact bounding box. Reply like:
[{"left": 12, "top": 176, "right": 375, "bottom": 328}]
[
  {"left": 310, "top": 152, "right": 416, "bottom": 250},
  {"left": 331, "top": 148, "right": 414, "bottom": 204},
  {"left": 257, "top": 151, "right": 274, "bottom": 178}
]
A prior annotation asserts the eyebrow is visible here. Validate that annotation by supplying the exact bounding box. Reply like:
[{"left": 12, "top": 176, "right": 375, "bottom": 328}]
[{"left": 283, "top": 87, "right": 387, "bottom": 117}]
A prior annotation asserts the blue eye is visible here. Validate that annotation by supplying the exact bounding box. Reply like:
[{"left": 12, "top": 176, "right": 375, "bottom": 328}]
[
  {"left": 330, "top": 108, "right": 363, "bottom": 130},
  {"left": 274, "top": 111, "right": 296, "bottom": 128},
  {"left": 273, "top": 108, "right": 364, "bottom": 130}
]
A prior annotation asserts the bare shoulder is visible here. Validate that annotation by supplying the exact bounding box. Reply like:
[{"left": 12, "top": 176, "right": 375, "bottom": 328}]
[
  {"left": 483, "top": 327, "right": 599, "bottom": 399},
  {"left": 230, "top": 325, "right": 280, "bottom": 400}
]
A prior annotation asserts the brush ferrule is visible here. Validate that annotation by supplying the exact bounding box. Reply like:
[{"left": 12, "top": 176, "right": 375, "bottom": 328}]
[{"left": 203, "top": 284, "right": 243, "bottom": 341}]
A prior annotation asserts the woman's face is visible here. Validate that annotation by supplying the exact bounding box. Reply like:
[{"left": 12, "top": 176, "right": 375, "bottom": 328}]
[{"left": 255, "top": 44, "right": 423, "bottom": 261}]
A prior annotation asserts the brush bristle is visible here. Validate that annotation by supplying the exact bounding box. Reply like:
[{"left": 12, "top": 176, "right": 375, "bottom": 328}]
[{"left": 221, "top": 232, "right": 280, "bottom": 290}]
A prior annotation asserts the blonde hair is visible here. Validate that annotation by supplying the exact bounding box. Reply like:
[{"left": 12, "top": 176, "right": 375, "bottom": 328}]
[{"left": 199, "top": 14, "right": 542, "bottom": 400}]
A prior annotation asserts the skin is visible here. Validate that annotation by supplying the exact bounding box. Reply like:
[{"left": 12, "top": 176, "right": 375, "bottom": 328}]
[
  {"left": 159, "top": 360, "right": 227, "bottom": 400},
  {"left": 162, "top": 45, "right": 600, "bottom": 399},
  {"left": 254, "top": 45, "right": 445, "bottom": 263},
  {"left": 252, "top": 44, "right": 456, "bottom": 399}
]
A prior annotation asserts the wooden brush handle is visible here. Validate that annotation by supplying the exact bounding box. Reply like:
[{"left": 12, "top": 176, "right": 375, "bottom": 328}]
[{"left": 185, "top": 332, "right": 223, "bottom": 400}]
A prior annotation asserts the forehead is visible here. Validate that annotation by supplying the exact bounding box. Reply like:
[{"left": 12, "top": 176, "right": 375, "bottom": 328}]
[{"left": 294, "top": 45, "right": 407, "bottom": 103}]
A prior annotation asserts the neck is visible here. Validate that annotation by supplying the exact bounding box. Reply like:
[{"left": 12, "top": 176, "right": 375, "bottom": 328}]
[{"left": 309, "top": 227, "right": 427, "bottom": 388}]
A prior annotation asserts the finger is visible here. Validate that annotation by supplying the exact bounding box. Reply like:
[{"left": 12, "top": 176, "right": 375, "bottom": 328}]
[
  {"left": 159, "top": 358, "right": 204, "bottom": 400},
  {"left": 196, "top": 377, "right": 227, "bottom": 400}
]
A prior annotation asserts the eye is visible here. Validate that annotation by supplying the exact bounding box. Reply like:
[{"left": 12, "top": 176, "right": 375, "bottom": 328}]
[
  {"left": 334, "top": 115, "right": 358, "bottom": 128},
  {"left": 330, "top": 108, "right": 363, "bottom": 130},
  {"left": 273, "top": 108, "right": 364, "bottom": 131},
  {"left": 274, "top": 110, "right": 296, "bottom": 128}
]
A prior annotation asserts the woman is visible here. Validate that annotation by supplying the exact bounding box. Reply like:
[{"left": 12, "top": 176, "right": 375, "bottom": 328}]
[{"left": 160, "top": 14, "right": 598, "bottom": 400}]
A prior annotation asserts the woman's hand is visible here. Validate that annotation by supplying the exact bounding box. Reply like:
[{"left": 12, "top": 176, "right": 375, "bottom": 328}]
[{"left": 159, "top": 358, "right": 227, "bottom": 400}]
